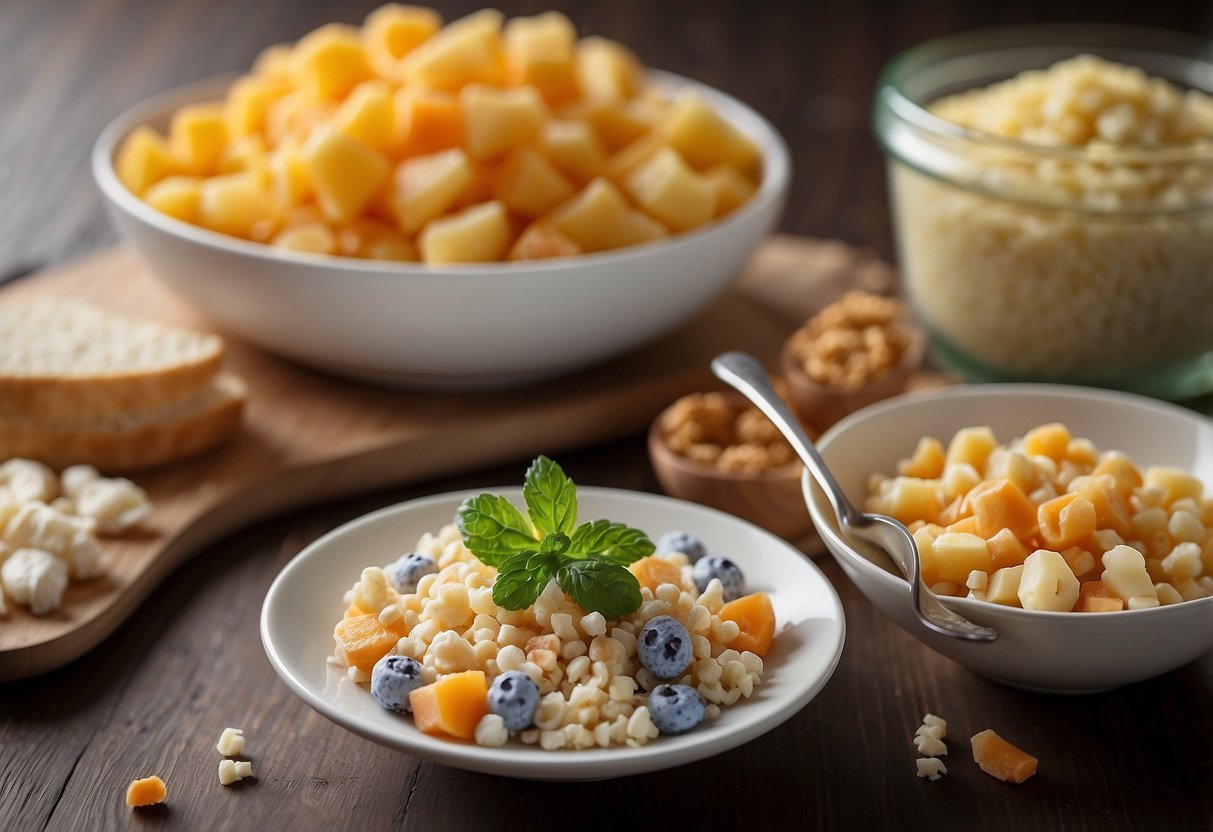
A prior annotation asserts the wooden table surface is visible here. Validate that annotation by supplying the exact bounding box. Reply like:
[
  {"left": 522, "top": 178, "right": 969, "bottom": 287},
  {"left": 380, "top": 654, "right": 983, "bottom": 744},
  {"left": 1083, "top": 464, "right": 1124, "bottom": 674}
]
[{"left": 3, "top": 1, "right": 1213, "bottom": 830}]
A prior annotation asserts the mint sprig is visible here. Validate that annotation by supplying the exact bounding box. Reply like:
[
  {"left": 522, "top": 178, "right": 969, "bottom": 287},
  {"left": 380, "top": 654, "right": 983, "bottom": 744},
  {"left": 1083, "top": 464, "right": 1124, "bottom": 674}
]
[{"left": 455, "top": 456, "right": 653, "bottom": 617}]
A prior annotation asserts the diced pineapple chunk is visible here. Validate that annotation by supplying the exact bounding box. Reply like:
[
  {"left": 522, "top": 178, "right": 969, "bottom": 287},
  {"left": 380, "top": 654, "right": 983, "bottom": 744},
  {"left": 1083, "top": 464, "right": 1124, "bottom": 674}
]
[
  {"left": 985, "top": 565, "right": 1025, "bottom": 606},
  {"left": 898, "top": 437, "right": 947, "bottom": 480},
  {"left": 302, "top": 129, "right": 391, "bottom": 224},
  {"left": 624, "top": 147, "right": 716, "bottom": 232},
  {"left": 143, "top": 175, "right": 202, "bottom": 223},
  {"left": 1023, "top": 423, "right": 1071, "bottom": 461},
  {"left": 1093, "top": 452, "right": 1143, "bottom": 495},
  {"left": 388, "top": 147, "right": 475, "bottom": 234},
  {"left": 508, "top": 220, "right": 582, "bottom": 261},
  {"left": 265, "top": 92, "right": 337, "bottom": 147},
  {"left": 535, "top": 120, "right": 607, "bottom": 184},
  {"left": 293, "top": 23, "right": 374, "bottom": 101},
  {"left": 169, "top": 104, "right": 229, "bottom": 176},
  {"left": 399, "top": 9, "right": 505, "bottom": 91},
  {"left": 1037, "top": 492, "right": 1097, "bottom": 550},
  {"left": 1101, "top": 545, "right": 1159, "bottom": 603},
  {"left": 572, "top": 98, "right": 658, "bottom": 151},
  {"left": 273, "top": 222, "right": 336, "bottom": 255},
  {"left": 1017, "top": 549, "right": 1079, "bottom": 611},
  {"left": 660, "top": 91, "right": 759, "bottom": 172},
  {"left": 268, "top": 140, "right": 312, "bottom": 207},
  {"left": 460, "top": 84, "right": 548, "bottom": 162},
  {"left": 116, "top": 126, "right": 178, "bottom": 196},
  {"left": 877, "top": 476, "right": 943, "bottom": 525},
  {"left": 575, "top": 36, "right": 640, "bottom": 100},
  {"left": 332, "top": 80, "right": 395, "bottom": 152},
  {"left": 225, "top": 75, "right": 291, "bottom": 137},
  {"left": 1144, "top": 466, "right": 1205, "bottom": 506},
  {"left": 986, "top": 527, "right": 1030, "bottom": 570},
  {"left": 418, "top": 200, "right": 511, "bottom": 264},
  {"left": 493, "top": 147, "right": 575, "bottom": 217},
  {"left": 604, "top": 132, "right": 666, "bottom": 184},
  {"left": 983, "top": 448, "right": 1040, "bottom": 495},
  {"left": 706, "top": 165, "right": 758, "bottom": 217},
  {"left": 931, "top": 532, "right": 993, "bottom": 586},
  {"left": 362, "top": 4, "right": 442, "bottom": 78},
  {"left": 503, "top": 12, "right": 578, "bottom": 104},
  {"left": 337, "top": 219, "right": 418, "bottom": 261},
  {"left": 218, "top": 136, "right": 270, "bottom": 188},
  {"left": 197, "top": 173, "right": 276, "bottom": 238},
  {"left": 548, "top": 177, "right": 668, "bottom": 252},
  {"left": 945, "top": 426, "right": 998, "bottom": 471},
  {"left": 393, "top": 88, "right": 464, "bottom": 156},
  {"left": 1059, "top": 546, "right": 1096, "bottom": 579}
]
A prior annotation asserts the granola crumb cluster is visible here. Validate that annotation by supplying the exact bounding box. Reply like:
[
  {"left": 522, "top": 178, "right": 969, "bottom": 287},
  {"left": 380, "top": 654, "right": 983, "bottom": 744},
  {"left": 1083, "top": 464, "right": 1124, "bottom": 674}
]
[
  {"left": 660, "top": 391, "right": 795, "bottom": 474},
  {"left": 787, "top": 291, "right": 912, "bottom": 392}
]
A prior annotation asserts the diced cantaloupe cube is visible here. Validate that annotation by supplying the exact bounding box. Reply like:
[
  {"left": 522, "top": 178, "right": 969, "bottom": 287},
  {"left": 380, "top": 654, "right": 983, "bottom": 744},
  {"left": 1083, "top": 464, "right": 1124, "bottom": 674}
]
[
  {"left": 493, "top": 146, "right": 575, "bottom": 217},
  {"left": 945, "top": 426, "right": 998, "bottom": 472},
  {"left": 898, "top": 437, "right": 947, "bottom": 480},
  {"left": 986, "top": 527, "right": 1030, "bottom": 570},
  {"left": 392, "top": 88, "right": 463, "bottom": 157},
  {"left": 575, "top": 36, "right": 640, "bottom": 100},
  {"left": 197, "top": 173, "right": 276, "bottom": 239},
  {"left": 628, "top": 556, "right": 684, "bottom": 593},
  {"left": 503, "top": 12, "right": 578, "bottom": 104},
  {"left": 969, "top": 479, "right": 1037, "bottom": 541},
  {"left": 1024, "top": 422, "right": 1071, "bottom": 461},
  {"left": 125, "top": 775, "right": 167, "bottom": 807},
  {"left": 719, "top": 592, "right": 776, "bottom": 657},
  {"left": 1144, "top": 466, "right": 1205, "bottom": 506},
  {"left": 334, "top": 613, "right": 405, "bottom": 674},
  {"left": 225, "top": 75, "right": 291, "bottom": 138},
  {"left": 332, "top": 80, "right": 395, "bottom": 152},
  {"left": 143, "top": 175, "right": 202, "bottom": 223},
  {"left": 362, "top": 4, "right": 442, "bottom": 78},
  {"left": 1017, "top": 549, "right": 1079, "bottom": 611},
  {"left": 302, "top": 129, "right": 391, "bottom": 224},
  {"left": 986, "top": 565, "right": 1025, "bottom": 606},
  {"left": 169, "top": 104, "right": 228, "bottom": 176},
  {"left": 268, "top": 140, "right": 313, "bottom": 207},
  {"left": 971, "top": 729, "right": 1038, "bottom": 784},
  {"left": 409, "top": 670, "right": 490, "bottom": 740},
  {"left": 116, "top": 126, "right": 178, "bottom": 196},
  {"left": 388, "top": 147, "right": 475, "bottom": 234},
  {"left": 460, "top": 84, "right": 548, "bottom": 161},
  {"left": 337, "top": 219, "right": 418, "bottom": 261},
  {"left": 660, "top": 92, "right": 759, "bottom": 173},
  {"left": 1037, "top": 492, "right": 1097, "bottom": 550},
  {"left": 508, "top": 220, "right": 582, "bottom": 261},
  {"left": 1077, "top": 579, "right": 1124, "bottom": 612},
  {"left": 549, "top": 177, "right": 667, "bottom": 252},
  {"left": 399, "top": 9, "right": 505, "bottom": 91},
  {"left": 418, "top": 200, "right": 512, "bottom": 264},
  {"left": 931, "top": 532, "right": 993, "bottom": 586},
  {"left": 603, "top": 132, "right": 666, "bottom": 184},
  {"left": 272, "top": 222, "right": 337, "bottom": 255},
  {"left": 705, "top": 164, "right": 758, "bottom": 216},
  {"left": 293, "top": 23, "right": 374, "bottom": 101},
  {"left": 535, "top": 120, "right": 606, "bottom": 184}
]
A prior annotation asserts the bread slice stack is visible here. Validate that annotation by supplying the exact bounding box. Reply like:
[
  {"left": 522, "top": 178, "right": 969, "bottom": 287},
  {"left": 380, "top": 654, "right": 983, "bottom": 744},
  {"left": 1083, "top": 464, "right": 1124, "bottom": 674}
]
[{"left": 0, "top": 298, "right": 246, "bottom": 471}]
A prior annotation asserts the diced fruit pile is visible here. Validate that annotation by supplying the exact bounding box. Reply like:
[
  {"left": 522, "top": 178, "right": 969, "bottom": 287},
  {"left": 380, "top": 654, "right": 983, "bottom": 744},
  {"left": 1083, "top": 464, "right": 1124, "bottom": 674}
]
[
  {"left": 116, "top": 6, "right": 762, "bottom": 264},
  {"left": 866, "top": 422, "right": 1213, "bottom": 611},
  {"left": 331, "top": 457, "right": 778, "bottom": 750}
]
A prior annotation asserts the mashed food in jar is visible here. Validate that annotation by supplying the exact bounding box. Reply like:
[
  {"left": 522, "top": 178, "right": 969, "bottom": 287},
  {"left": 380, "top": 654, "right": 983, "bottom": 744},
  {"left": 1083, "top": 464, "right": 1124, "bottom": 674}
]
[{"left": 892, "top": 55, "right": 1213, "bottom": 379}]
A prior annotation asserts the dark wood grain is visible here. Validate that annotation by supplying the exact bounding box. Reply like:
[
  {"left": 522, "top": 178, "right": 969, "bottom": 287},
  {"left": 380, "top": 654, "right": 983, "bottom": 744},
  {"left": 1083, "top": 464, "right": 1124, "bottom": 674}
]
[{"left": 3, "top": 1, "right": 1213, "bottom": 830}]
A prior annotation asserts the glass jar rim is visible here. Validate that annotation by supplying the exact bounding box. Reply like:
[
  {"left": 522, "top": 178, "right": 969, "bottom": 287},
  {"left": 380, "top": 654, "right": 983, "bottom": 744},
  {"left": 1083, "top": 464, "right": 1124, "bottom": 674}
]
[{"left": 876, "top": 22, "right": 1213, "bottom": 165}]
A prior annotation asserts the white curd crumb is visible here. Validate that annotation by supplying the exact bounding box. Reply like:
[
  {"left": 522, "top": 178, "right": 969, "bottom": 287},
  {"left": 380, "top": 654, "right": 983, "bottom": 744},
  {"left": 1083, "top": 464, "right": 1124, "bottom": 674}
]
[
  {"left": 922, "top": 713, "right": 947, "bottom": 735},
  {"left": 216, "top": 727, "right": 245, "bottom": 757},
  {"left": 916, "top": 757, "right": 947, "bottom": 781},
  {"left": 218, "top": 759, "right": 239, "bottom": 786},
  {"left": 915, "top": 734, "right": 947, "bottom": 757},
  {"left": 234, "top": 761, "right": 252, "bottom": 779},
  {"left": 474, "top": 714, "right": 509, "bottom": 747},
  {"left": 1, "top": 547, "right": 68, "bottom": 614}
]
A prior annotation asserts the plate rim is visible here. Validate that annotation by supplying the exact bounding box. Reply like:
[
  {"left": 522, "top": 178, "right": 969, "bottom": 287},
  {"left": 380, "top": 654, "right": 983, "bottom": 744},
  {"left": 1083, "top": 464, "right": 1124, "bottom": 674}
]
[{"left": 260, "top": 485, "right": 846, "bottom": 780}]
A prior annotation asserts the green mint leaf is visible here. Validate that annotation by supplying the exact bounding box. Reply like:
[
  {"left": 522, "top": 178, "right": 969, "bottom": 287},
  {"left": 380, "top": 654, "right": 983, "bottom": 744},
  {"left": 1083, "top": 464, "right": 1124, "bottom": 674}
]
[
  {"left": 556, "top": 556, "right": 643, "bottom": 618},
  {"left": 492, "top": 550, "right": 550, "bottom": 611},
  {"left": 523, "top": 456, "right": 578, "bottom": 537},
  {"left": 540, "top": 532, "right": 571, "bottom": 557},
  {"left": 567, "top": 520, "right": 654, "bottom": 565},
  {"left": 456, "top": 493, "right": 536, "bottom": 567}
]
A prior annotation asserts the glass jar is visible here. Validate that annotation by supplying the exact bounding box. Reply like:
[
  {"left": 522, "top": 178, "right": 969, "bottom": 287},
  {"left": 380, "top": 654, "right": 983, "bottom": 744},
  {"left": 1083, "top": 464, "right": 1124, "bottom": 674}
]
[{"left": 873, "top": 25, "right": 1213, "bottom": 400}]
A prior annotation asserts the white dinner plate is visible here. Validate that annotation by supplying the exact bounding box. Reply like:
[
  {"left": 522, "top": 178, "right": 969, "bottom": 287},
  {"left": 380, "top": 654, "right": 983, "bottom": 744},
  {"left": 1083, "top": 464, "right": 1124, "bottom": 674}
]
[{"left": 261, "top": 486, "right": 845, "bottom": 780}]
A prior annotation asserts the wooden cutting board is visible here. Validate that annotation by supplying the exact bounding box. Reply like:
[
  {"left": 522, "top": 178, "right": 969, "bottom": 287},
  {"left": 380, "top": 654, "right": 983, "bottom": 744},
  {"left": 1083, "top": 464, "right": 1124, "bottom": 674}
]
[{"left": 0, "top": 235, "right": 900, "bottom": 681}]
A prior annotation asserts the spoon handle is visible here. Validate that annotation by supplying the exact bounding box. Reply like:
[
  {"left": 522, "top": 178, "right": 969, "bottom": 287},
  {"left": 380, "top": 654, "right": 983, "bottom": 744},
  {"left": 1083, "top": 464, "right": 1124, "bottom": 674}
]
[{"left": 710, "top": 352, "right": 857, "bottom": 527}]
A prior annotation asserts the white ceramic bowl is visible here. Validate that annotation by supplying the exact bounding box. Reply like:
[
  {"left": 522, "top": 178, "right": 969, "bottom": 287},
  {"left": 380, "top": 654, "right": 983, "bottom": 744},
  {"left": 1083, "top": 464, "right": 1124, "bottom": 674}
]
[
  {"left": 93, "top": 72, "right": 789, "bottom": 390},
  {"left": 803, "top": 383, "right": 1213, "bottom": 694}
]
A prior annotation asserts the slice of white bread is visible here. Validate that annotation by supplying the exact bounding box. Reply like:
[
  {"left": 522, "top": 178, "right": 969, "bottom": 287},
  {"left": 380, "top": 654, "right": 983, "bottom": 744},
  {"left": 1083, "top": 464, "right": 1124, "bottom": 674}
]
[
  {"left": 0, "top": 298, "right": 224, "bottom": 419},
  {"left": 0, "top": 372, "right": 246, "bottom": 472}
]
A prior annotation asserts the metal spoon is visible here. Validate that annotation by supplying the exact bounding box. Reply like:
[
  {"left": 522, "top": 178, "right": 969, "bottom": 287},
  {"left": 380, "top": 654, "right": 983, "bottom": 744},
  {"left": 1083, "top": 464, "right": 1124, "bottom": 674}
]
[{"left": 711, "top": 351, "right": 998, "bottom": 642}]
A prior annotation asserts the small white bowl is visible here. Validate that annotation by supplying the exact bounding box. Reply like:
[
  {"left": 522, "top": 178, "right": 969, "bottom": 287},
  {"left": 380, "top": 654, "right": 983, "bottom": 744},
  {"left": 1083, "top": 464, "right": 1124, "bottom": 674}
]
[
  {"left": 803, "top": 383, "right": 1213, "bottom": 694},
  {"left": 93, "top": 72, "right": 789, "bottom": 390}
]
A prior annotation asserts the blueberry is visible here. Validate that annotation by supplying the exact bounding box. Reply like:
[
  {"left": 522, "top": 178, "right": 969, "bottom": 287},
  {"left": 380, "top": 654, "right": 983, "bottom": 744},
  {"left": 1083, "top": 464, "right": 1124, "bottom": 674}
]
[
  {"left": 648, "top": 683, "right": 706, "bottom": 735},
  {"left": 387, "top": 552, "right": 438, "bottom": 593},
  {"left": 637, "top": 615, "right": 692, "bottom": 680},
  {"left": 371, "top": 655, "right": 423, "bottom": 713},
  {"left": 487, "top": 670, "right": 541, "bottom": 732},
  {"left": 692, "top": 556, "right": 745, "bottom": 602},
  {"left": 656, "top": 531, "right": 707, "bottom": 563}
]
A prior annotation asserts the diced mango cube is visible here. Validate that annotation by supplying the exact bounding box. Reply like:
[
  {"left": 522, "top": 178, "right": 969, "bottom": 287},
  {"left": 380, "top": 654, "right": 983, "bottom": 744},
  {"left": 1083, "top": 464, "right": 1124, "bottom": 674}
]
[
  {"left": 143, "top": 175, "right": 202, "bottom": 223},
  {"left": 970, "top": 729, "right": 1038, "bottom": 784},
  {"left": 393, "top": 88, "right": 464, "bottom": 156},
  {"left": 899, "top": 437, "right": 947, "bottom": 480},
  {"left": 706, "top": 164, "right": 758, "bottom": 217},
  {"left": 1093, "top": 452, "right": 1143, "bottom": 495},
  {"left": 1024, "top": 423, "right": 1071, "bottom": 461},
  {"left": 983, "top": 449, "right": 1040, "bottom": 495},
  {"left": 218, "top": 136, "right": 270, "bottom": 187},
  {"left": 1074, "top": 474, "right": 1132, "bottom": 537},
  {"left": 400, "top": 9, "right": 505, "bottom": 90},
  {"left": 225, "top": 75, "right": 291, "bottom": 137},
  {"left": 125, "top": 775, "right": 167, "bottom": 807},
  {"left": 335, "top": 613, "right": 406, "bottom": 674},
  {"left": 493, "top": 147, "right": 575, "bottom": 217},
  {"left": 460, "top": 84, "right": 548, "bottom": 161},
  {"left": 503, "top": 12, "right": 578, "bottom": 104},
  {"left": 945, "top": 516, "right": 981, "bottom": 536},
  {"left": 169, "top": 104, "right": 229, "bottom": 176},
  {"left": 388, "top": 147, "right": 475, "bottom": 234},
  {"left": 624, "top": 147, "right": 715, "bottom": 232},
  {"left": 508, "top": 220, "right": 582, "bottom": 261},
  {"left": 116, "top": 126, "right": 178, "bottom": 196},
  {"left": 603, "top": 132, "right": 666, "bottom": 184},
  {"left": 332, "top": 80, "right": 395, "bottom": 152},
  {"left": 197, "top": 173, "right": 276, "bottom": 238},
  {"left": 550, "top": 177, "right": 667, "bottom": 252},
  {"left": 575, "top": 36, "right": 640, "bottom": 100},
  {"left": 880, "top": 476, "right": 943, "bottom": 525},
  {"left": 946, "top": 426, "right": 998, "bottom": 472},
  {"left": 293, "top": 23, "right": 374, "bottom": 101},
  {"left": 535, "top": 120, "right": 606, "bottom": 184},
  {"left": 1077, "top": 580, "right": 1124, "bottom": 612},
  {"left": 418, "top": 200, "right": 512, "bottom": 264},
  {"left": 409, "top": 670, "right": 489, "bottom": 740},
  {"left": 969, "top": 478, "right": 1037, "bottom": 541},
  {"left": 931, "top": 532, "right": 993, "bottom": 586},
  {"left": 268, "top": 140, "right": 313, "bottom": 207},
  {"left": 362, "top": 4, "right": 442, "bottom": 78},
  {"left": 986, "top": 565, "right": 1025, "bottom": 606},
  {"left": 265, "top": 92, "right": 337, "bottom": 147},
  {"left": 272, "top": 222, "right": 337, "bottom": 255},
  {"left": 1037, "top": 492, "right": 1097, "bottom": 550},
  {"left": 660, "top": 91, "right": 759, "bottom": 173},
  {"left": 987, "top": 527, "right": 1030, "bottom": 570},
  {"left": 338, "top": 219, "right": 418, "bottom": 261},
  {"left": 302, "top": 129, "right": 391, "bottom": 224}
]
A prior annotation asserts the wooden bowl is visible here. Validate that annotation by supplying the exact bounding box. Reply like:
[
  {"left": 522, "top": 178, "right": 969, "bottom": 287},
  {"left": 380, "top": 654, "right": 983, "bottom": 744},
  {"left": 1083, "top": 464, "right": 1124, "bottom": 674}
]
[
  {"left": 780, "top": 321, "right": 925, "bottom": 432},
  {"left": 647, "top": 393, "right": 813, "bottom": 540}
]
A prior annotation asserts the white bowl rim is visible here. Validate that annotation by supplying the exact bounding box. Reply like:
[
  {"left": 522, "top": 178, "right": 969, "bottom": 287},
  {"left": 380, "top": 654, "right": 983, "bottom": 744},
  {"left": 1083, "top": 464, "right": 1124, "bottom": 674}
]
[
  {"left": 93, "top": 69, "right": 791, "bottom": 279},
  {"left": 808, "top": 382, "right": 1213, "bottom": 622}
]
